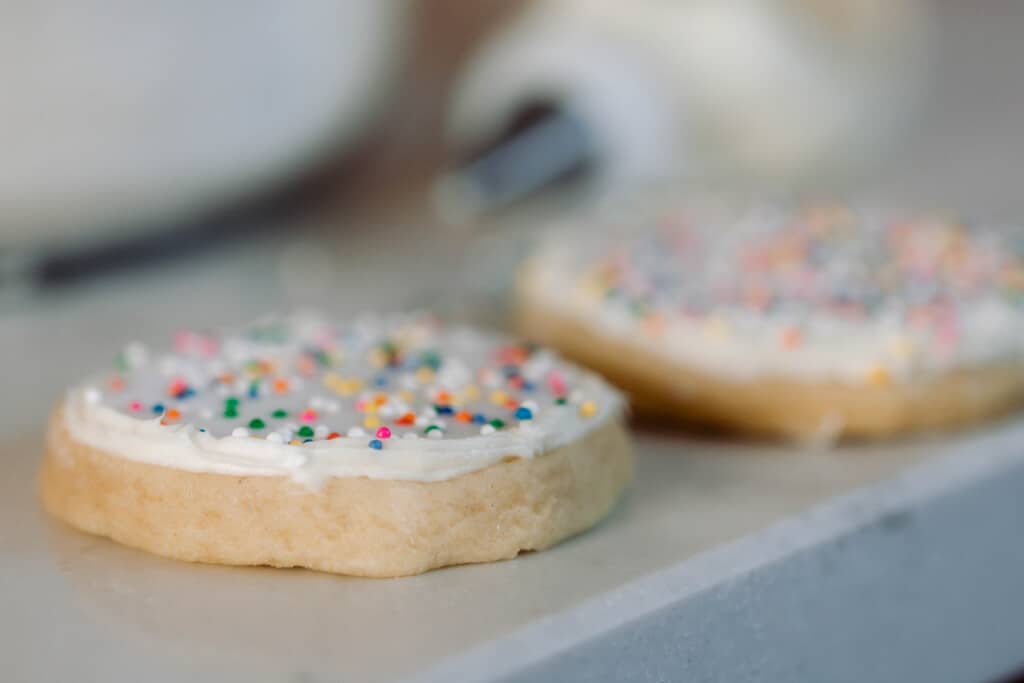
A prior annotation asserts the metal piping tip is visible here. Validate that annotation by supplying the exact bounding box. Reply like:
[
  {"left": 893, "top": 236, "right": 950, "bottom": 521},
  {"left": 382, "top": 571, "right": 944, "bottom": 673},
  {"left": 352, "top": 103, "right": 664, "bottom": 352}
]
[{"left": 432, "top": 104, "right": 595, "bottom": 227}]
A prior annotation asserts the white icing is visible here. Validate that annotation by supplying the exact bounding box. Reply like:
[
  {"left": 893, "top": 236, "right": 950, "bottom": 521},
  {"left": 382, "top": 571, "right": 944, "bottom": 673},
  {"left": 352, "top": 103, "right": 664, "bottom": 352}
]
[
  {"left": 523, "top": 202, "right": 1024, "bottom": 384},
  {"left": 62, "top": 313, "right": 622, "bottom": 487}
]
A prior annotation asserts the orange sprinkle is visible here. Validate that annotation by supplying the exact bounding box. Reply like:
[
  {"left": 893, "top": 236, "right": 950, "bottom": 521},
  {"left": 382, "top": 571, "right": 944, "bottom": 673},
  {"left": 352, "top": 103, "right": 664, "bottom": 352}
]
[
  {"left": 326, "top": 432, "right": 341, "bottom": 440},
  {"left": 374, "top": 393, "right": 389, "bottom": 406},
  {"left": 160, "top": 408, "right": 182, "bottom": 425},
  {"left": 781, "top": 327, "right": 802, "bottom": 349},
  {"left": 435, "top": 390, "right": 453, "bottom": 404},
  {"left": 456, "top": 411, "right": 473, "bottom": 423},
  {"left": 272, "top": 377, "right": 291, "bottom": 394},
  {"left": 108, "top": 376, "right": 126, "bottom": 392},
  {"left": 867, "top": 366, "right": 891, "bottom": 387},
  {"left": 396, "top": 412, "right": 416, "bottom": 426},
  {"left": 296, "top": 355, "right": 316, "bottom": 377}
]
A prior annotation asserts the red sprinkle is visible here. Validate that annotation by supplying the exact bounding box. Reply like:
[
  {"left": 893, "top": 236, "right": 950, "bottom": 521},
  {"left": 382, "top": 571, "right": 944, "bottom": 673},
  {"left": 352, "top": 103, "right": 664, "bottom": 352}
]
[{"left": 326, "top": 432, "right": 342, "bottom": 440}]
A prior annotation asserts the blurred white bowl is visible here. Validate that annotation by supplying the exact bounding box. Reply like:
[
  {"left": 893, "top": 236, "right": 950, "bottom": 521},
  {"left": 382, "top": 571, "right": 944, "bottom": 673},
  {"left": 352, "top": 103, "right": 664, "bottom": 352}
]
[{"left": 0, "top": 1, "right": 410, "bottom": 249}]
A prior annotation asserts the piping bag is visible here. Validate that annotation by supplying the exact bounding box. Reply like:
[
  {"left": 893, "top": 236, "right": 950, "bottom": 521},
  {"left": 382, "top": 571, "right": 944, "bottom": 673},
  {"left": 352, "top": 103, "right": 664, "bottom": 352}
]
[{"left": 434, "top": 0, "right": 932, "bottom": 225}]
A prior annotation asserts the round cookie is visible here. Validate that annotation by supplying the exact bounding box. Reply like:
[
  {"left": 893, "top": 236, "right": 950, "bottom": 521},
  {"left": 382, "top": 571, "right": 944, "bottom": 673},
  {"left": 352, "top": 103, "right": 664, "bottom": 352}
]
[
  {"left": 40, "top": 313, "right": 631, "bottom": 577},
  {"left": 517, "top": 201, "right": 1024, "bottom": 439}
]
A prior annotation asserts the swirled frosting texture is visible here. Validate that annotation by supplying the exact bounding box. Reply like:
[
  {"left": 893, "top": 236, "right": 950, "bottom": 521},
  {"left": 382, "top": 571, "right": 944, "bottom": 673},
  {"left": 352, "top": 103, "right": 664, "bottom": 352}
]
[
  {"left": 524, "top": 201, "right": 1024, "bottom": 384},
  {"left": 62, "top": 313, "right": 622, "bottom": 487}
]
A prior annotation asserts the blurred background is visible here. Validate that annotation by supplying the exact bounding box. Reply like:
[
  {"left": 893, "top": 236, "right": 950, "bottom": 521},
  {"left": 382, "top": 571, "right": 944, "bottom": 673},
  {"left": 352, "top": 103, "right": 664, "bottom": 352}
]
[{"left": 3, "top": 0, "right": 1023, "bottom": 426}]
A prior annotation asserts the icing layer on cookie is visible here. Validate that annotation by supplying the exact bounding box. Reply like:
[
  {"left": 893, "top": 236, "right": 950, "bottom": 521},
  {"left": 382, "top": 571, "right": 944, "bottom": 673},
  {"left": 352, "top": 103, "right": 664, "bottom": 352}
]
[
  {"left": 524, "top": 201, "right": 1024, "bottom": 384},
  {"left": 62, "top": 313, "right": 622, "bottom": 486}
]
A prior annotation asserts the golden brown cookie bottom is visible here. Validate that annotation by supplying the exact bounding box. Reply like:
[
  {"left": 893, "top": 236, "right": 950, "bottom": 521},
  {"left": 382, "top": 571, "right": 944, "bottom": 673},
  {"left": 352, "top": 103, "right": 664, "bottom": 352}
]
[
  {"left": 40, "top": 412, "right": 632, "bottom": 577},
  {"left": 518, "top": 301, "right": 1024, "bottom": 440}
]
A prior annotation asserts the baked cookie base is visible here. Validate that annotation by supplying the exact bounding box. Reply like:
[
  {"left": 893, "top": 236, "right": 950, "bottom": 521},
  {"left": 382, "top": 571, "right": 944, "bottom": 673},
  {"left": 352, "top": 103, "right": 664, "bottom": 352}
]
[
  {"left": 40, "top": 412, "right": 632, "bottom": 578},
  {"left": 518, "top": 302, "right": 1024, "bottom": 440}
]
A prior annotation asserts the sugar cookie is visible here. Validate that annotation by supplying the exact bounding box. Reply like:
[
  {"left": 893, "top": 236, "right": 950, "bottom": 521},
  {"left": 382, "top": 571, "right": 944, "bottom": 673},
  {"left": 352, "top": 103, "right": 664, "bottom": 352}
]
[
  {"left": 41, "top": 313, "right": 630, "bottom": 577},
  {"left": 517, "top": 201, "right": 1024, "bottom": 439}
]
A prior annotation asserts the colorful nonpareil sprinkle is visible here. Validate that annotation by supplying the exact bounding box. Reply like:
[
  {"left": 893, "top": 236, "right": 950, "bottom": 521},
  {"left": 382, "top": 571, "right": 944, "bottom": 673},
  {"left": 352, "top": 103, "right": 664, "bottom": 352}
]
[{"left": 81, "top": 314, "right": 608, "bottom": 451}]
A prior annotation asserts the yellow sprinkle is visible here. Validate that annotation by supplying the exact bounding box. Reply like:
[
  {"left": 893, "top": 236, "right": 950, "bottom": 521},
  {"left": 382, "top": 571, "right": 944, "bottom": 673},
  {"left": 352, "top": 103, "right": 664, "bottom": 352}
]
[
  {"left": 368, "top": 348, "right": 387, "bottom": 369},
  {"left": 416, "top": 367, "right": 435, "bottom": 383},
  {"left": 490, "top": 390, "right": 508, "bottom": 406},
  {"left": 579, "top": 400, "right": 598, "bottom": 418},
  {"left": 891, "top": 337, "right": 915, "bottom": 361},
  {"left": 289, "top": 438, "right": 303, "bottom": 446},
  {"left": 462, "top": 384, "right": 481, "bottom": 401},
  {"left": 867, "top": 366, "right": 891, "bottom": 387},
  {"left": 363, "top": 415, "right": 380, "bottom": 429},
  {"left": 703, "top": 317, "right": 730, "bottom": 339},
  {"left": 399, "top": 389, "right": 415, "bottom": 403},
  {"left": 363, "top": 402, "right": 378, "bottom": 415}
]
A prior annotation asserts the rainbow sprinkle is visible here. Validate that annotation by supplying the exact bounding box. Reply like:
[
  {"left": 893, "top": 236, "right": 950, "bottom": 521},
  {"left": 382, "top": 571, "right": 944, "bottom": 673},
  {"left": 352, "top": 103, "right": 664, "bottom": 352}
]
[{"left": 81, "top": 314, "right": 608, "bottom": 451}]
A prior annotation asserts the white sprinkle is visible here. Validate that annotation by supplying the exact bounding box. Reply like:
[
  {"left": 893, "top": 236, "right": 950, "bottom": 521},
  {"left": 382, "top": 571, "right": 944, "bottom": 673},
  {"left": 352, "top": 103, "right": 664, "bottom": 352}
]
[
  {"left": 314, "top": 424, "right": 328, "bottom": 438},
  {"left": 231, "top": 427, "right": 250, "bottom": 438},
  {"left": 310, "top": 396, "right": 325, "bottom": 409},
  {"left": 521, "top": 400, "right": 539, "bottom": 412},
  {"left": 347, "top": 427, "right": 366, "bottom": 438},
  {"left": 281, "top": 429, "right": 294, "bottom": 442},
  {"left": 159, "top": 357, "right": 178, "bottom": 376},
  {"left": 84, "top": 388, "right": 102, "bottom": 404},
  {"left": 266, "top": 432, "right": 284, "bottom": 443},
  {"left": 414, "top": 416, "right": 429, "bottom": 427},
  {"left": 123, "top": 342, "right": 149, "bottom": 369},
  {"left": 379, "top": 404, "right": 396, "bottom": 418},
  {"left": 426, "top": 429, "right": 444, "bottom": 440},
  {"left": 323, "top": 399, "right": 340, "bottom": 413},
  {"left": 479, "top": 424, "right": 496, "bottom": 435}
]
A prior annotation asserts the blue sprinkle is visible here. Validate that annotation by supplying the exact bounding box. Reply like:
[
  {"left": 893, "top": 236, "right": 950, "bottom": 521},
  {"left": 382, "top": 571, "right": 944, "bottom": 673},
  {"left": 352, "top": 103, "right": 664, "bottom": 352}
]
[
  {"left": 435, "top": 405, "right": 455, "bottom": 416},
  {"left": 303, "top": 438, "right": 314, "bottom": 444},
  {"left": 248, "top": 385, "right": 260, "bottom": 399},
  {"left": 151, "top": 403, "right": 165, "bottom": 414},
  {"left": 176, "top": 387, "right": 196, "bottom": 399},
  {"left": 514, "top": 407, "right": 533, "bottom": 420},
  {"left": 198, "top": 428, "right": 206, "bottom": 433},
  {"left": 521, "top": 381, "right": 536, "bottom": 392},
  {"left": 472, "top": 414, "right": 487, "bottom": 425},
  {"left": 374, "top": 375, "right": 388, "bottom": 387},
  {"left": 369, "top": 439, "right": 383, "bottom": 450}
]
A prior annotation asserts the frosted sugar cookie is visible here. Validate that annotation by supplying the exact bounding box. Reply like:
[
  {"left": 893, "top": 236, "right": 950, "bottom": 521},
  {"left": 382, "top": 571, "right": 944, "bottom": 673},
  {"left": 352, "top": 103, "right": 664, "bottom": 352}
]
[
  {"left": 41, "top": 313, "right": 630, "bottom": 577},
  {"left": 517, "top": 202, "right": 1024, "bottom": 439}
]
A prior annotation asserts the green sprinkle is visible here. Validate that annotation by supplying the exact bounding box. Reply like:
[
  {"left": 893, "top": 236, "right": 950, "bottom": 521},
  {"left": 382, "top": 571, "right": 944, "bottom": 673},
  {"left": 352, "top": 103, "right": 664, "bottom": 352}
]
[
  {"left": 225, "top": 397, "right": 240, "bottom": 407},
  {"left": 489, "top": 419, "right": 505, "bottom": 430},
  {"left": 272, "top": 409, "right": 288, "bottom": 419},
  {"left": 424, "top": 425, "right": 442, "bottom": 433},
  {"left": 223, "top": 408, "right": 238, "bottom": 418},
  {"left": 555, "top": 397, "right": 568, "bottom": 405},
  {"left": 297, "top": 425, "right": 315, "bottom": 438},
  {"left": 248, "top": 418, "right": 266, "bottom": 430},
  {"left": 420, "top": 349, "right": 442, "bottom": 371}
]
